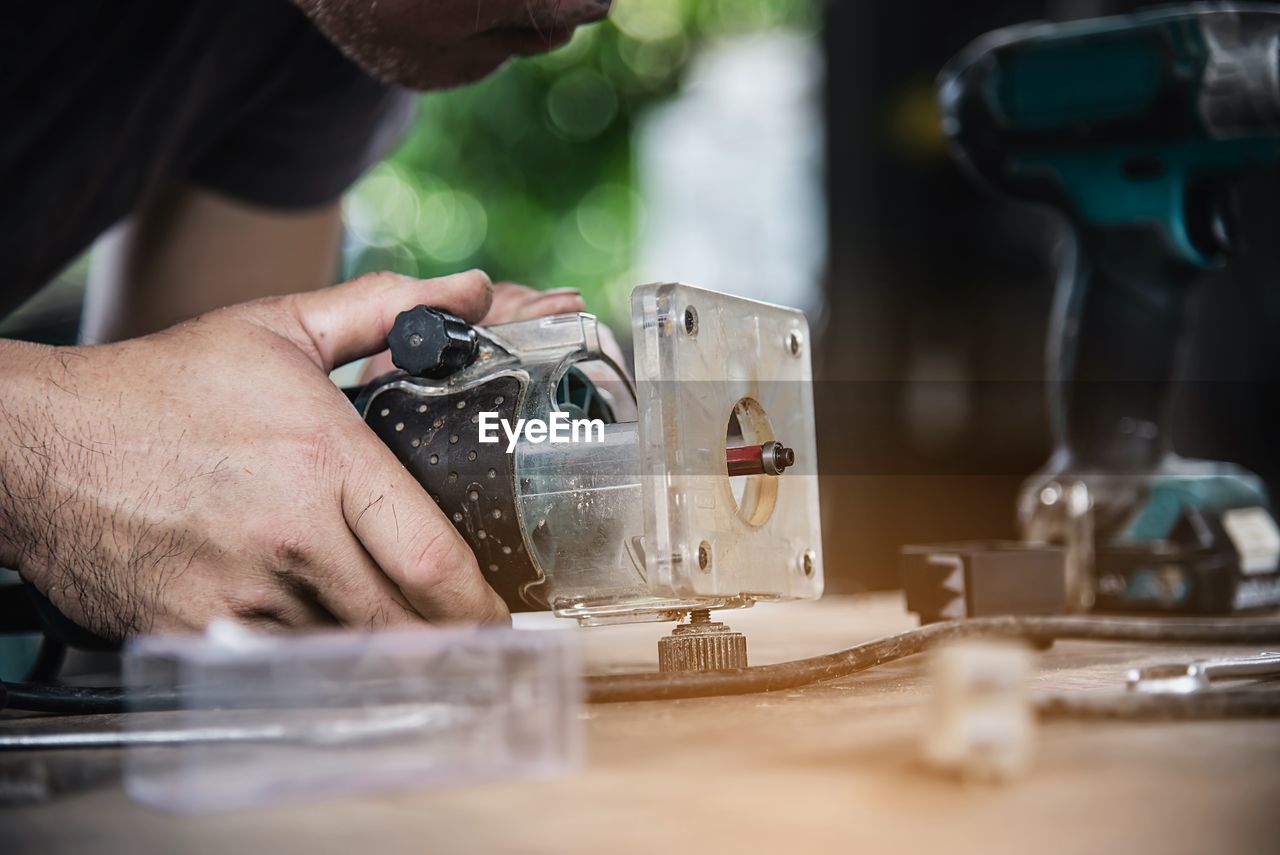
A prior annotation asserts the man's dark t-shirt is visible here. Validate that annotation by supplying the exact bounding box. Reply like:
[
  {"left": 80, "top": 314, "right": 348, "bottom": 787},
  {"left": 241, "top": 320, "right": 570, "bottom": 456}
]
[{"left": 0, "top": 0, "right": 413, "bottom": 319}]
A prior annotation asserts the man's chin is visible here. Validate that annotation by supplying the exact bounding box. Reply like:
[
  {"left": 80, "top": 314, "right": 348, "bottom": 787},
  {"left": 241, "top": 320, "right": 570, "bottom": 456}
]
[{"left": 291, "top": 0, "right": 606, "bottom": 90}]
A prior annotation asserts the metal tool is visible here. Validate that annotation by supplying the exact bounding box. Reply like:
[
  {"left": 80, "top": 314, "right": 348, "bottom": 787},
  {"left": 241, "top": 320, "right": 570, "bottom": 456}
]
[
  {"left": 0, "top": 284, "right": 821, "bottom": 676},
  {"left": 355, "top": 283, "right": 824, "bottom": 670},
  {"left": 940, "top": 5, "right": 1280, "bottom": 614},
  {"left": 1127, "top": 652, "right": 1280, "bottom": 695},
  {"left": 0, "top": 707, "right": 459, "bottom": 751}
]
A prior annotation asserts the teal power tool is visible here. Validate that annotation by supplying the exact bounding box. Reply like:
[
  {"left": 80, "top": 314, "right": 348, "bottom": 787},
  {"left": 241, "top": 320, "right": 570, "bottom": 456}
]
[{"left": 939, "top": 5, "right": 1280, "bottom": 614}]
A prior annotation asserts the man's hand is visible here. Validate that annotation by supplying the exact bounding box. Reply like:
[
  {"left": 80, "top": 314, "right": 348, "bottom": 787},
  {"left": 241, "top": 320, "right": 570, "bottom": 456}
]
[
  {"left": 481, "top": 283, "right": 589, "bottom": 325},
  {"left": 0, "top": 270, "right": 509, "bottom": 639}
]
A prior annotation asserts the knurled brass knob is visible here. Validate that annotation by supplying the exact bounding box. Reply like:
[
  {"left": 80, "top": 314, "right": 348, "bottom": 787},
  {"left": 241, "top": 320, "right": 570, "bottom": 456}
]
[{"left": 658, "top": 611, "right": 748, "bottom": 672}]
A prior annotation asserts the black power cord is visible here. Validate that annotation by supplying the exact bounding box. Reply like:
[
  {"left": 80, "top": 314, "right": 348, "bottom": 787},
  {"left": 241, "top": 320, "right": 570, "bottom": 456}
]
[
  {"left": 2, "top": 614, "right": 1278, "bottom": 716},
  {"left": 24, "top": 636, "right": 66, "bottom": 683},
  {"left": 0, "top": 682, "right": 132, "bottom": 715}
]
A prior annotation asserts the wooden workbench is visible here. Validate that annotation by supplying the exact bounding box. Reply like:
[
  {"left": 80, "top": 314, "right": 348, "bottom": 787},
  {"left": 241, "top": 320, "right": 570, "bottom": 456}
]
[{"left": 3, "top": 594, "right": 1279, "bottom": 854}]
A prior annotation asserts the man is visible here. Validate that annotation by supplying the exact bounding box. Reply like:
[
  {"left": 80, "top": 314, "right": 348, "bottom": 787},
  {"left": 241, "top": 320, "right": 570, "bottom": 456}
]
[{"left": 0, "top": 0, "right": 612, "bottom": 640}]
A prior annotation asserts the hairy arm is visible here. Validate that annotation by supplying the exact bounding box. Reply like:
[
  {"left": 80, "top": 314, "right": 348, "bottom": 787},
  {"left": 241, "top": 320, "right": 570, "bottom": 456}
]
[
  {"left": 82, "top": 184, "right": 343, "bottom": 343},
  {"left": 0, "top": 343, "right": 137, "bottom": 634},
  {"left": 0, "top": 340, "right": 170, "bottom": 635}
]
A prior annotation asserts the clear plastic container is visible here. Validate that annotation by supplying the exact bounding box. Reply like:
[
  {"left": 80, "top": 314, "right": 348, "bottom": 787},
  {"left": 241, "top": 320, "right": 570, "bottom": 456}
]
[{"left": 123, "top": 622, "right": 581, "bottom": 813}]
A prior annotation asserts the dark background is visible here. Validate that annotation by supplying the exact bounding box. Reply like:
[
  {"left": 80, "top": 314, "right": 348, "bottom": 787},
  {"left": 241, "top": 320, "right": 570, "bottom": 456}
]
[{"left": 819, "top": 0, "right": 1280, "bottom": 591}]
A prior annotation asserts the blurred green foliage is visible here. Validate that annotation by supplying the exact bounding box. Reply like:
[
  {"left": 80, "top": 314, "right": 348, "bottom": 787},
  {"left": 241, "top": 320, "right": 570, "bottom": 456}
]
[{"left": 344, "top": 0, "right": 817, "bottom": 327}]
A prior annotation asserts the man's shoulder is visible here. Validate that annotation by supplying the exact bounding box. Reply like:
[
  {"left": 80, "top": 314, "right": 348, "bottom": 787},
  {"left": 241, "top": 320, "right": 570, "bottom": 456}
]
[{"left": 0, "top": 0, "right": 405, "bottom": 315}]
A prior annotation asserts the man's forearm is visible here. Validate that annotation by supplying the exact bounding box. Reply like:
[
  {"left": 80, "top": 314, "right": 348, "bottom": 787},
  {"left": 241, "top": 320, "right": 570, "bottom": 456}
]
[
  {"left": 0, "top": 338, "right": 56, "bottom": 576},
  {"left": 0, "top": 339, "right": 88, "bottom": 601},
  {"left": 0, "top": 338, "right": 174, "bottom": 635}
]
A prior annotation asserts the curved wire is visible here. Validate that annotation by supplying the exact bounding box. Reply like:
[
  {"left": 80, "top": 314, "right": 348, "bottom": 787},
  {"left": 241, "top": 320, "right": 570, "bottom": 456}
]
[
  {"left": 4, "top": 615, "right": 1278, "bottom": 718},
  {"left": 584, "top": 614, "right": 1280, "bottom": 703}
]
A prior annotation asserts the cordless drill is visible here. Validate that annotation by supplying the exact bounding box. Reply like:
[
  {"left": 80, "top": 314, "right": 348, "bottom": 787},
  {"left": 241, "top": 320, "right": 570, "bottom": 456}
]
[{"left": 939, "top": 5, "right": 1280, "bottom": 613}]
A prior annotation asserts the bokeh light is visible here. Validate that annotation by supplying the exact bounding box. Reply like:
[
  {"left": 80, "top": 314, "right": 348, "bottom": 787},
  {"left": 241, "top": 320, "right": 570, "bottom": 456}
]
[{"left": 342, "top": 0, "right": 818, "bottom": 329}]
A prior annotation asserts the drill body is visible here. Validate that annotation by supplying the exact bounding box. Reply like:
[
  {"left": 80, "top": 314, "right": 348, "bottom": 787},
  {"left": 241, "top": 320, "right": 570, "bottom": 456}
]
[{"left": 940, "top": 5, "right": 1280, "bottom": 613}]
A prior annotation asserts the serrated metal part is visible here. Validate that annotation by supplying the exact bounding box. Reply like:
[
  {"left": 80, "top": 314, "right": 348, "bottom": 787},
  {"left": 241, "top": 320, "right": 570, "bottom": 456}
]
[{"left": 657, "top": 610, "right": 748, "bottom": 672}]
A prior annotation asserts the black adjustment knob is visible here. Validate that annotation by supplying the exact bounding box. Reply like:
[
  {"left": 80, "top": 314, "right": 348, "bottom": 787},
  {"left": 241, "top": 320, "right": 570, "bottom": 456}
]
[{"left": 388, "top": 305, "right": 479, "bottom": 379}]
